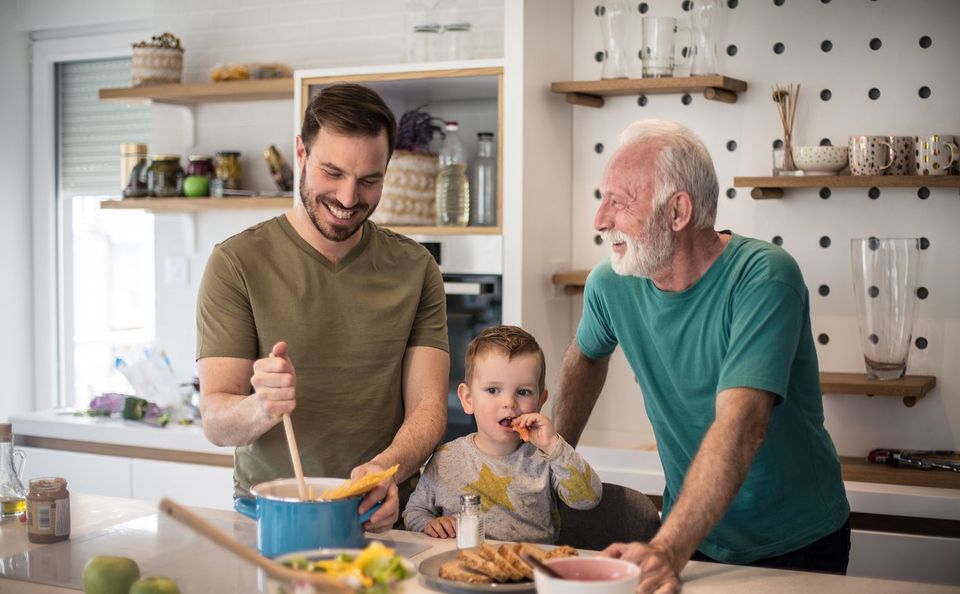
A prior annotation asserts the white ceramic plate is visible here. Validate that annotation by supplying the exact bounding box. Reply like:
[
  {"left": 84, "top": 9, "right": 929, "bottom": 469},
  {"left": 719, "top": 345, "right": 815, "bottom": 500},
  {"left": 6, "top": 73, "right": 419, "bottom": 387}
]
[{"left": 418, "top": 549, "right": 535, "bottom": 593}]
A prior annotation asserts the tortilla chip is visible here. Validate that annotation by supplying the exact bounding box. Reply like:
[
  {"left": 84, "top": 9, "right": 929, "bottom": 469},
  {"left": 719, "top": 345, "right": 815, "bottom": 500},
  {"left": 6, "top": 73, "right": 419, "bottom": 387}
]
[
  {"left": 511, "top": 420, "right": 530, "bottom": 442},
  {"left": 319, "top": 464, "right": 399, "bottom": 500}
]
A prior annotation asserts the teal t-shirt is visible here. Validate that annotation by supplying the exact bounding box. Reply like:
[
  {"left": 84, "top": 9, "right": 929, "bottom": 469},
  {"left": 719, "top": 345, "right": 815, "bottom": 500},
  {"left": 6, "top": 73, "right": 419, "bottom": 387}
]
[{"left": 577, "top": 234, "right": 849, "bottom": 564}]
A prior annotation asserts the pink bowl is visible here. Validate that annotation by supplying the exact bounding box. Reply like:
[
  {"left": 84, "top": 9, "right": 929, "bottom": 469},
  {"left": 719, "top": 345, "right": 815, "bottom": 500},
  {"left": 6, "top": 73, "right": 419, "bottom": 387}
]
[{"left": 534, "top": 557, "right": 640, "bottom": 594}]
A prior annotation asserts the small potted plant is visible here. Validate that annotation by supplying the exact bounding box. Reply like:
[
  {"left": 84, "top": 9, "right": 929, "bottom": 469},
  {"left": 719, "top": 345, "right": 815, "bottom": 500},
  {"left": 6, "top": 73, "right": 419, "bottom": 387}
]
[
  {"left": 132, "top": 32, "right": 184, "bottom": 86},
  {"left": 373, "top": 107, "right": 445, "bottom": 225}
]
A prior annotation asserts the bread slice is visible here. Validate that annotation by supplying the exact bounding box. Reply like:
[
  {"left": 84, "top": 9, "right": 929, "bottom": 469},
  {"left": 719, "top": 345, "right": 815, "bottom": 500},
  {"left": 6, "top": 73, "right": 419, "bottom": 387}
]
[
  {"left": 439, "top": 560, "right": 493, "bottom": 584},
  {"left": 499, "top": 543, "right": 534, "bottom": 580},
  {"left": 458, "top": 548, "right": 512, "bottom": 582},
  {"left": 516, "top": 542, "right": 548, "bottom": 563},
  {"left": 476, "top": 543, "right": 525, "bottom": 582},
  {"left": 544, "top": 544, "right": 579, "bottom": 560}
]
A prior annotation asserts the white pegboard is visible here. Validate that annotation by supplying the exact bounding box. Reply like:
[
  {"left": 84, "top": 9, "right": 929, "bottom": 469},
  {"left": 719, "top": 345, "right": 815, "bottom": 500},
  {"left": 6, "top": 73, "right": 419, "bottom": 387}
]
[{"left": 569, "top": 0, "right": 960, "bottom": 454}]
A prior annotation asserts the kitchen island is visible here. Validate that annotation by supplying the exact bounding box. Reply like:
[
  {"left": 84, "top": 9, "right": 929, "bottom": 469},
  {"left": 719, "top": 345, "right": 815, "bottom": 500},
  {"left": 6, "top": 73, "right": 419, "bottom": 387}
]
[{"left": 0, "top": 493, "right": 955, "bottom": 593}]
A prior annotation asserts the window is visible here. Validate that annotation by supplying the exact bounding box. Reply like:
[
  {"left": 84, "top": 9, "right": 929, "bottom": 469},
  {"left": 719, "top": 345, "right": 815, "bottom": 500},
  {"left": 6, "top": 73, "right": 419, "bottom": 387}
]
[{"left": 57, "top": 58, "right": 154, "bottom": 407}]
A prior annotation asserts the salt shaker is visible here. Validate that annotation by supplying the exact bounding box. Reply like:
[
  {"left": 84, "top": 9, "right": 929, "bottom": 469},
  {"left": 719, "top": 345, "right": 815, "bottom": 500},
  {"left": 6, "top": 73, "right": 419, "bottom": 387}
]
[{"left": 456, "top": 494, "right": 484, "bottom": 549}]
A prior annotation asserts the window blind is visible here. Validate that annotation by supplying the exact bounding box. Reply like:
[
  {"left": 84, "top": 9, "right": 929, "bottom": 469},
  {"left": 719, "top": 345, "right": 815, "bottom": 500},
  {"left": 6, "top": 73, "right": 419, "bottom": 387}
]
[{"left": 58, "top": 58, "right": 150, "bottom": 196}]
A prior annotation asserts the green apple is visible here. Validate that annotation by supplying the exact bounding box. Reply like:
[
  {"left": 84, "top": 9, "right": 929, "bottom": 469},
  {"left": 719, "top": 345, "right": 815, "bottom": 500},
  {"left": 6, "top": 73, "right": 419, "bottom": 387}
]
[
  {"left": 82, "top": 555, "right": 140, "bottom": 594},
  {"left": 182, "top": 175, "right": 209, "bottom": 197},
  {"left": 129, "top": 575, "right": 181, "bottom": 594}
]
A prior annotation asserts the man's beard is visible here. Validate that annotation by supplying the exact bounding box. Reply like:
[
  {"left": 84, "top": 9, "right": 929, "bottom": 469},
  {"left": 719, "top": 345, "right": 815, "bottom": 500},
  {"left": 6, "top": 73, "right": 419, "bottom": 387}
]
[
  {"left": 602, "top": 200, "right": 676, "bottom": 278},
  {"left": 299, "top": 170, "right": 371, "bottom": 242}
]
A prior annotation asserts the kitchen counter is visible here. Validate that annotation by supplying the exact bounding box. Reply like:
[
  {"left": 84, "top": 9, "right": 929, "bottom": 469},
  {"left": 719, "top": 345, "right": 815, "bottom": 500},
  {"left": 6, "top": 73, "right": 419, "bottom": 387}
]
[{"left": 0, "top": 493, "right": 955, "bottom": 594}]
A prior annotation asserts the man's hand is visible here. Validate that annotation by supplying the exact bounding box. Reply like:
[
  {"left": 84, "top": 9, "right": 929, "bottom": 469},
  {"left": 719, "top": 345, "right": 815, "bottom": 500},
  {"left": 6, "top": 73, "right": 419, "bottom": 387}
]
[
  {"left": 351, "top": 461, "right": 399, "bottom": 533},
  {"left": 424, "top": 516, "right": 457, "bottom": 539},
  {"left": 250, "top": 341, "right": 296, "bottom": 420},
  {"left": 602, "top": 541, "right": 681, "bottom": 594}
]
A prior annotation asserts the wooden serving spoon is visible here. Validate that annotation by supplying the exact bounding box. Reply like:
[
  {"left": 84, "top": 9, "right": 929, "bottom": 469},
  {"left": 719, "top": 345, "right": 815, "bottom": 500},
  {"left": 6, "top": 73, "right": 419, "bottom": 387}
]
[
  {"left": 158, "top": 498, "right": 349, "bottom": 593},
  {"left": 270, "top": 342, "right": 309, "bottom": 500}
]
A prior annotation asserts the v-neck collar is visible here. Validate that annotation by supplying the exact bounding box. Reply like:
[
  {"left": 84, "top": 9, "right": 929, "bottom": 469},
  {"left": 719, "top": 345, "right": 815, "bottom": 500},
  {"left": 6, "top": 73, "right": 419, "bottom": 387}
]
[{"left": 277, "top": 215, "right": 373, "bottom": 273}]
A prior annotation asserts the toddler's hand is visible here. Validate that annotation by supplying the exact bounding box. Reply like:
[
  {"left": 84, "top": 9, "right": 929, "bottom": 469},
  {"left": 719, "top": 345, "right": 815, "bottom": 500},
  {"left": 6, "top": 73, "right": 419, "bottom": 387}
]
[
  {"left": 513, "top": 413, "right": 559, "bottom": 454},
  {"left": 424, "top": 516, "right": 457, "bottom": 539}
]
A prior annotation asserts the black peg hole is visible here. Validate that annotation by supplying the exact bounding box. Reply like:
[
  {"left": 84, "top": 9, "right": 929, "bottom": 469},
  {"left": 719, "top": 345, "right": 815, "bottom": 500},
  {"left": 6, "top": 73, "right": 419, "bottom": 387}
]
[
  {"left": 819, "top": 187, "right": 831, "bottom": 200},
  {"left": 682, "top": 0, "right": 692, "bottom": 11},
  {"left": 915, "top": 337, "right": 928, "bottom": 350},
  {"left": 726, "top": 140, "right": 737, "bottom": 152},
  {"left": 869, "top": 38, "right": 882, "bottom": 51},
  {"left": 727, "top": 0, "right": 739, "bottom": 8},
  {"left": 916, "top": 287, "right": 929, "bottom": 299},
  {"left": 726, "top": 188, "right": 737, "bottom": 199},
  {"left": 772, "top": 235, "right": 783, "bottom": 246},
  {"left": 595, "top": 5, "right": 605, "bottom": 16},
  {"left": 726, "top": 44, "right": 738, "bottom": 56},
  {"left": 820, "top": 89, "right": 832, "bottom": 101},
  {"left": 594, "top": 51, "right": 605, "bottom": 62},
  {"left": 773, "top": 139, "right": 784, "bottom": 149},
  {"left": 918, "top": 187, "right": 930, "bottom": 199},
  {"left": 868, "top": 285, "right": 880, "bottom": 298},
  {"left": 819, "top": 138, "right": 832, "bottom": 146},
  {"left": 773, "top": 0, "right": 785, "bottom": 5},
  {"left": 821, "top": 40, "right": 833, "bottom": 52},
  {"left": 681, "top": 93, "right": 693, "bottom": 105},
  {"left": 820, "top": 0, "right": 831, "bottom": 3},
  {"left": 818, "top": 284, "right": 830, "bottom": 297},
  {"left": 919, "top": 35, "right": 932, "bottom": 49},
  {"left": 639, "top": 3, "right": 650, "bottom": 13},
  {"left": 773, "top": 42, "right": 785, "bottom": 54},
  {"left": 919, "top": 237, "right": 930, "bottom": 250},
  {"left": 638, "top": 95, "right": 648, "bottom": 107},
  {"left": 919, "top": 86, "right": 931, "bottom": 99},
  {"left": 594, "top": 143, "right": 604, "bottom": 154},
  {"left": 868, "top": 87, "right": 881, "bottom": 100},
  {"left": 868, "top": 236, "right": 880, "bottom": 250},
  {"left": 818, "top": 333, "right": 830, "bottom": 345},
  {"left": 869, "top": 333, "right": 879, "bottom": 345},
  {"left": 594, "top": 188, "right": 602, "bottom": 200},
  {"left": 594, "top": 234, "right": 603, "bottom": 245},
  {"left": 819, "top": 236, "right": 831, "bottom": 248},
  {"left": 868, "top": 187, "right": 880, "bottom": 200}
]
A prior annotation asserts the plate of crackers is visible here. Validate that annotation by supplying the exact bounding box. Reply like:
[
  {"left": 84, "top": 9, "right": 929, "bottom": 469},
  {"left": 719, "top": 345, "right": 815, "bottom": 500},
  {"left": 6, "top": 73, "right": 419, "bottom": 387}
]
[{"left": 418, "top": 542, "right": 580, "bottom": 592}]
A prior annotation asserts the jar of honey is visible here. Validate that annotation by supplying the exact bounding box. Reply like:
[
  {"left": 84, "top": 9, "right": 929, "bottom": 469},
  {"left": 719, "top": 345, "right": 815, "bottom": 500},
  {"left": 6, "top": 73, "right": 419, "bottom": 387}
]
[{"left": 27, "top": 477, "right": 70, "bottom": 543}]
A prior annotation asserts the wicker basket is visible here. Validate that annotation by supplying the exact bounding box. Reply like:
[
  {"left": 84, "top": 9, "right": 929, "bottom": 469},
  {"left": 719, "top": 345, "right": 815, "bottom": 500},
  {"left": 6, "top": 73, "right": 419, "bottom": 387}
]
[
  {"left": 132, "top": 46, "right": 184, "bottom": 86},
  {"left": 373, "top": 150, "right": 438, "bottom": 226}
]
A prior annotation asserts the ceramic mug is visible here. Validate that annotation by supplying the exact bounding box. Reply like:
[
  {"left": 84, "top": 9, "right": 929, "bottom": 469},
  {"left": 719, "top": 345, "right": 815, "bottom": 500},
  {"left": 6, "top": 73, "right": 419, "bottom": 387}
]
[
  {"left": 915, "top": 134, "right": 959, "bottom": 176},
  {"left": 849, "top": 136, "right": 894, "bottom": 176},
  {"left": 885, "top": 136, "right": 916, "bottom": 175}
]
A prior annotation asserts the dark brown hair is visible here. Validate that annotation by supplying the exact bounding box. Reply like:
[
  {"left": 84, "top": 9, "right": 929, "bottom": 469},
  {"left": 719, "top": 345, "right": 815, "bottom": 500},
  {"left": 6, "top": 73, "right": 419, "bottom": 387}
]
[
  {"left": 300, "top": 83, "right": 397, "bottom": 159},
  {"left": 465, "top": 325, "right": 546, "bottom": 392}
]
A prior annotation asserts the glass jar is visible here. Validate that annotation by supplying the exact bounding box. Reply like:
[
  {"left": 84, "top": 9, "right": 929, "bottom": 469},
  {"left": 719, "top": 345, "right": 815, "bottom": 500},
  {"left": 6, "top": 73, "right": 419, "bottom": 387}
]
[
  {"left": 0, "top": 424, "right": 27, "bottom": 518},
  {"left": 456, "top": 494, "right": 484, "bottom": 549},
  {"left": 147, "top": 155, "right": 184, "bottom": 197},
  {"left": 121, "top": 143, "right": 148, "bottom": 197},
  {"left": 186, "top": 155, "right": 214, "bottom": 178},
  {"left": 215, "top": 151, "right": 242, "bottom": 190},
  {"left": 27, "top": 477, "right": 70, "bottom": 544}
]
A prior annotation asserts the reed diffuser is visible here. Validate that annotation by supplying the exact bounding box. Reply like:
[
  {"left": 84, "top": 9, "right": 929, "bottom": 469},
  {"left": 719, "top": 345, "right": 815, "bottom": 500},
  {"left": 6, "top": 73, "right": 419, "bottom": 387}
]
[{"left": 772, "top": 83, "right": 800, "bottom": 173}]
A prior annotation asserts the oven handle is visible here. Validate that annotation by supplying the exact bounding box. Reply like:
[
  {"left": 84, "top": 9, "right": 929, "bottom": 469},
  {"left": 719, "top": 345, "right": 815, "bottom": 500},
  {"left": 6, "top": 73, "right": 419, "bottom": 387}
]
[{"left": 443, "top": 281, "right": 488, "bottom": 295}]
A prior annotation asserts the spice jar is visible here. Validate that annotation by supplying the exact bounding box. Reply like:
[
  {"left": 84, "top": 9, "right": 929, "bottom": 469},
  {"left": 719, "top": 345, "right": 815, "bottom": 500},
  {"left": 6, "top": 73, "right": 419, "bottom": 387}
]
[
  {"left": 147, "top": 155, "right": 184, "bottom": 197},
  {"left": 27, "top": 477, "right": 70, "bottom": 543},
  {"left": 186, "top": 155, "right": 214, "bottom": 178},
  {"left": 456, "top": 494, "right": 484, "bottom": 549},
  {"left": 121, "top": 143, "right": 149, "bottom": 198},
  {"left": 214, "top": 151, "right": 242, "bottom": 190}
]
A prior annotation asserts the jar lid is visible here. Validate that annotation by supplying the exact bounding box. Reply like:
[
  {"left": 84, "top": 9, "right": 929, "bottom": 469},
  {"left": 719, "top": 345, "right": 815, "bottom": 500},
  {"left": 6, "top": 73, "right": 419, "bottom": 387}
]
[
  {"left": 188, "top": 155, "right": 213, "bottom": 161},
  {"left": 413, "top": 24, "right": 441, "bottom": 33},
  {"left": 460, "top": 494, "right": 480, "bottom": 505},
  {"left": 29, "top": 477, "right": 67, "bottom": 491},
  {"left": 152, "top": 154, "right": 181, "bottom": 161},
  {"left": 477, "top": 132, "right": 494, "bottom": 139},
  {"left": 444, "top": 23, "right": 472, "bottom": 32},
  {"left": 216, "top": 151, "right": 241, "bottom": 157},
  {"left": 122, "top": 143, "right": 148, "bottom": 153}
]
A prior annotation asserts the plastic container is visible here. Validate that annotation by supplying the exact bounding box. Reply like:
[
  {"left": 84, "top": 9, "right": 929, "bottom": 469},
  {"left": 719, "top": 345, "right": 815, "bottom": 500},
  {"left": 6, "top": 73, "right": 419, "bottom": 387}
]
[{"left": 435, "top": 121, "right": 470, "bottom": 226}]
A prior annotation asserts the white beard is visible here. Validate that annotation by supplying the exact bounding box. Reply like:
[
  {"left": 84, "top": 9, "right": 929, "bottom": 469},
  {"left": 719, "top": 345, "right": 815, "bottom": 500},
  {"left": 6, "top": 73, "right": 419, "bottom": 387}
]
[{"left": 602, "top": 205, "right": 676, "bottom": 278}]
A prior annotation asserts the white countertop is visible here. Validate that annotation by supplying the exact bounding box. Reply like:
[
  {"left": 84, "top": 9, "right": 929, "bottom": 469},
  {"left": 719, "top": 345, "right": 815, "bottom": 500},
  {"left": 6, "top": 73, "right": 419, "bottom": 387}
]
[
  {"left": 0, "top": 493, "right": 955, "bottom": 594},
  {"left": 11, "top": 411, "right": 960, "bottom": 521}
]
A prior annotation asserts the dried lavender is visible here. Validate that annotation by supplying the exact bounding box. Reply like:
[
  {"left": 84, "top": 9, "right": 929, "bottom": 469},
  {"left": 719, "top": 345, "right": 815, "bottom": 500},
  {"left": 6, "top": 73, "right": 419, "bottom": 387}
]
[{"left": 397, "top": 107, "right": 444, "bottom": 153}]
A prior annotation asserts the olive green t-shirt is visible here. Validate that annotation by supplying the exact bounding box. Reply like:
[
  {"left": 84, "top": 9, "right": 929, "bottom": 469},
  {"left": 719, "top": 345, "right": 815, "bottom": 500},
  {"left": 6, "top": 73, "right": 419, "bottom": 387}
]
[{"left": 196, "top": 215, "right": 448, "bottom": 498}]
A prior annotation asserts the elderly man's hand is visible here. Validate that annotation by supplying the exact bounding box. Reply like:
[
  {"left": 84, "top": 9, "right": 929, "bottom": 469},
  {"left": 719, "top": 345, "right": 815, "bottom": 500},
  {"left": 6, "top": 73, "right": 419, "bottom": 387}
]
[
  {"left": 602, "top": 541, "right": 682, "bottom": 594},
  {"left": 350, "top": 462, "right": 399, "bottom": 533}
]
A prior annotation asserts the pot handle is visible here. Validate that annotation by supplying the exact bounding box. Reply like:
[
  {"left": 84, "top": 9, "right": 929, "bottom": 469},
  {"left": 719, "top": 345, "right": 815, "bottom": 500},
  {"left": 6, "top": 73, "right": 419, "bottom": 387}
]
[
  {"left": 234, "top": 497, "right": 258, "bottom": 520},
  {"left": 358, "top": 501, "right": 382, "bottom": 524}
]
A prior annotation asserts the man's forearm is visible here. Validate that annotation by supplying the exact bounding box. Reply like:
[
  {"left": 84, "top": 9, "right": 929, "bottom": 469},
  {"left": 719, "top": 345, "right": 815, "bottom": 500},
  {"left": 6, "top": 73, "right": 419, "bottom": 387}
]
[
  {"left": 651, "top": 389, "right": 774, "bottom": 572},
  {"left": 201, "top": 391, "right": 278, "bottom": 447},
  {"left": 369, "top": 396, "right": 446, "bottom": 481},
  {"left": 554, "top": 341, "right": 609, "bottom": 447}
]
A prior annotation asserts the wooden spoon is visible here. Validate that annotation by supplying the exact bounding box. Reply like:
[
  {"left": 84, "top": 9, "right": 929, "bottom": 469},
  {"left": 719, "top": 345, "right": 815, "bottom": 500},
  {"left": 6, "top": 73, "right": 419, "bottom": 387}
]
[
  {"left": 520, "top": 551, "right": 565, "bottom": 579},
  {"left": 158, "top": 498, "right": 349, "bottom": 593},
  {"left": 270, "top": 342, "right": 309, "bottom": 500}
]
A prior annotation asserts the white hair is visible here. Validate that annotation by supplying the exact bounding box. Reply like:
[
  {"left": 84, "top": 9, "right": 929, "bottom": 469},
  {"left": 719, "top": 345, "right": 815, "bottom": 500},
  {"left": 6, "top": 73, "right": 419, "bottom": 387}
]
[{"left": 617, "top": 120, "right": 719, "bottom": 230}]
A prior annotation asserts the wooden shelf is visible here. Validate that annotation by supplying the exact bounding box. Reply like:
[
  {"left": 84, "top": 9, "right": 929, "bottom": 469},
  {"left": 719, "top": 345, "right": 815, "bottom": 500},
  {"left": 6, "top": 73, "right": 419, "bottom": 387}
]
[
  {"left": 734, "top": 175, "right": 960, "bottom": 199},
  {"left": 100, "top": 197, "right": 292, "bottom": 211},
  {"left": 98, "top": 78, "right": 294, "bottom": 105},
  {"left": 551, "top": 269, "right": 590, "bottom": 294},
  {"left": 840, "top": 456, "right": 960, "bottom": 490},
  {"left": 550, "top": 75, "right": 747, "bottom": 107},
  {"left": 821, "top": 372, "right": 937, "bottom": 407},
  {"left": 379, "top": 225, "right": 502, "bottom": 236}
]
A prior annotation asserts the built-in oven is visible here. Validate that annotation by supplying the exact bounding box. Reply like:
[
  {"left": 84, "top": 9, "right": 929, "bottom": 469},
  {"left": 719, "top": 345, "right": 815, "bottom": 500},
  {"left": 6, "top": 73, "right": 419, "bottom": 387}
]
[{"left": 417, "top": 236, "right": 502, "bottom": 442}]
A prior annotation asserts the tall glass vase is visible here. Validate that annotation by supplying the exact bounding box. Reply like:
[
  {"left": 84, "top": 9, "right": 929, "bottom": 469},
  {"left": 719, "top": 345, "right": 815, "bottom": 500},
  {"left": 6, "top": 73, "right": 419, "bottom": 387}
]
[
  {"left": 850, "top": 238, "right": 922, "bottom": 380},
  {"left": 597, "top": 0, "right": 630, "bottom": 79}
]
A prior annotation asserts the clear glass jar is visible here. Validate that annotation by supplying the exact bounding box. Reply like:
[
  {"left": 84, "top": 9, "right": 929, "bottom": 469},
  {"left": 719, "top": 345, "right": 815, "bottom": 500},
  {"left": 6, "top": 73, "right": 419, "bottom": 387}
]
[
  {"left": 187, "top": 155, "right": 214, "bottom": 178},
  {"left": 456, "top": 494, "right": 484, "bottom": 549},
  {"left": 215, "top": 151, "right": 242, "bottom": 190},
  {"left": 441, "top": 23, "right": 472, "bottom": 61},
  {"left": 470, "top": 132, "right": 496, "bottom": 226},
  {"left": 0, "top": 424, "right": 27, "bottom": 518},
  {"left": 121, "top": 143, "right": 148, "bottom": 197},
  {"left": 27, "top": 477, "right": 70, "bottom": 543},
  {"left": 147, "top": 155, "right": 184, "bottom": 197}
]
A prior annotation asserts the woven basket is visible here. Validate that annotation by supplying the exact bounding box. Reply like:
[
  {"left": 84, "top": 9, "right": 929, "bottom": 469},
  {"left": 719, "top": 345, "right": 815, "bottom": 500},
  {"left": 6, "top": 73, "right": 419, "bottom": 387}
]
[
  {"left": 373, "top": 150, "right": 438, "bottom": 225},
  {"left": 132, "top": 46, "right": 184, "bottom": 86}
]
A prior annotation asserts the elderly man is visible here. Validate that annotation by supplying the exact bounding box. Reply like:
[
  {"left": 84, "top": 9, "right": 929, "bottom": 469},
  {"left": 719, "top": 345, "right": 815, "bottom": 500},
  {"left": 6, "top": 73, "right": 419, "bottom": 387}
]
[{"left": 555, "top": 120, "right": 849, "bottom": 593}]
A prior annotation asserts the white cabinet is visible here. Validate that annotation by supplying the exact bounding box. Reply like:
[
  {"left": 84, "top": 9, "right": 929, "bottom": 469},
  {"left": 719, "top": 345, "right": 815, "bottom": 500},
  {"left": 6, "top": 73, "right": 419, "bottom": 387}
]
[
  {"left": 131, "top": 458, "right": 234, "bottom": 510},
  {"left": 850, "top": 530, "right": 960, "bottom": 586},
  {"left": 20, "top": 446, "right": 130, "bottom": 498}
]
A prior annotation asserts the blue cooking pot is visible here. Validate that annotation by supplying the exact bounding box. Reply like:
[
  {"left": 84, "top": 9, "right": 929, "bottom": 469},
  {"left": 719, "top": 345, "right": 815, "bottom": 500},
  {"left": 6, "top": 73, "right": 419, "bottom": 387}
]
[{"left": 234, "top": 477, "right": 381, "bottom": 558}]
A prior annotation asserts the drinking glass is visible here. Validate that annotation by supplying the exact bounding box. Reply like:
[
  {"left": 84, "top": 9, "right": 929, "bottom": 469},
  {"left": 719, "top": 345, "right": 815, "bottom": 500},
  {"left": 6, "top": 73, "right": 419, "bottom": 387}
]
[
  {"left": 850, "top": 238, "right": 922, "bottom": 380},
  {"left": 597, "top": 0, "right": 630, "bottom": 79},
  {"left": 641, "top": 17, "right": 690, "bottom": 78}
]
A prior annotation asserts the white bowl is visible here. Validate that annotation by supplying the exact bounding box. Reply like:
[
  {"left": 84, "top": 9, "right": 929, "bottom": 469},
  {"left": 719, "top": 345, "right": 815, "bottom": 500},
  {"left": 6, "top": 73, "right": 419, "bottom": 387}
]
[
  {"left": 534, "top": 556, "right": 640, "bottom": 594},
  {"left": 792, "top": 145, "right": 849, "bottom": 175}
]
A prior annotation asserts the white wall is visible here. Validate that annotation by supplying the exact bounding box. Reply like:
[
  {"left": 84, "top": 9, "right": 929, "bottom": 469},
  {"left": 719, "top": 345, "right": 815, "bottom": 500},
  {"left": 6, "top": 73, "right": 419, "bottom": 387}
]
[
  {"left": 0, "top": 0, "right": 35, "bottom": 421},
  {"left": 568, "top": 0, "right": 960, "bottom": 455}
]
